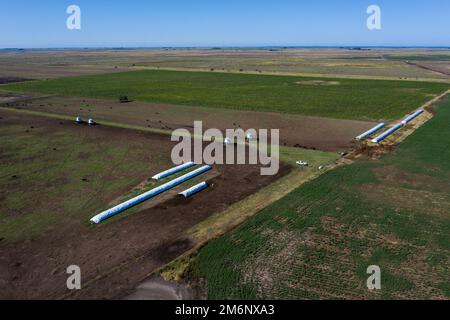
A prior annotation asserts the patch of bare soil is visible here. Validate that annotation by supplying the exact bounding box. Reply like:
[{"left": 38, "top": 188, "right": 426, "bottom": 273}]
[
  {"left": 373, "top": 165, "right": 449, "bottom": 191},
  {"left": 349, "top": 142, "right": 397, "bottom": 160},
  {"left": 294, "top": 80, "right": 340, "bottom": 86},
  {"left": 360, "top": 183, "right": 450, "bottom": 217}
]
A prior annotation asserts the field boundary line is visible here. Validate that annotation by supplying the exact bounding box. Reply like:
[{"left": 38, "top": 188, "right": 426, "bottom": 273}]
[
  {"left": 130, "top": 66, "right": 450, "bottom": 84},
  {"left": 0, "top": 106, "right": 174, "bottom": 136}
]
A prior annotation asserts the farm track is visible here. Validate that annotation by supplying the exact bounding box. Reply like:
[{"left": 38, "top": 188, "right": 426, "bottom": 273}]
[
  {"left": 405, "top": 61, "right": 450, "bottom": 77},
  {"left": 132, "top": 65, "right": 450, "bottom": 83}
]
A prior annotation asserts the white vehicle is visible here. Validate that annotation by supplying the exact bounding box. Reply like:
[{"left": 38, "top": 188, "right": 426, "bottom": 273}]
[
  {"left": 296, "top": 160, "right": 308, "bottom": 166},
  {"left": 88, "top": 118, "right": 96, "bottom": 125}
]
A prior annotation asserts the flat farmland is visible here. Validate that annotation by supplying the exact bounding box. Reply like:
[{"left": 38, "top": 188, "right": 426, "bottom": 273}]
[
  {"left": 0, "top": 62, "right": 125, "bottom": 81},
  {"left": 2, "top": 94, "right": 376, "bottom": 152},
  {"left": 190, "top": 97, "right": 450, "bottom": 299},
  {"left": 0, "top": 109, "right": 292, "bottom": 299},
  {"left": 1, "top": 48, "right": 450, "bottom": 81},
  {"left": 0, "top": 50, "right": 127, "bottom": 80},
  {"left": 1, "top": 47, "right": 449, "bottom": 301},
  {"left": 3, "top": 69, "right": 449, "bottom": 121}
]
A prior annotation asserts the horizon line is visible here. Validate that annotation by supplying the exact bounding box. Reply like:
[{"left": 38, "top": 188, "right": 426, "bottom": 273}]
[{"left": 2, "top": 45, "right": 450, "bottom": 51}]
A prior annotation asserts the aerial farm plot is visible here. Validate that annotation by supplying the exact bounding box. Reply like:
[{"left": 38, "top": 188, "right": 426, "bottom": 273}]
[
  {"left": 2, "top": 94, "right": 376, "bottom": 152},
  {"left": 189, "top": 97, "right": 450, "bottom": 300},
  {"left": 3, "top": 69, "right": 448, "bottom": 121},
  {"left": 0, "top": 51, "right": 448, "bottom": 300},
  {"left": 0, "top": 109, "right": 292, "bottom": 299}
]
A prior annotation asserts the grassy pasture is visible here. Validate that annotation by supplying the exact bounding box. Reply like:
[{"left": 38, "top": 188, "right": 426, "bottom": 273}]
[
  {"left": 190, "top": 97, "right": 450, "bottom": 299},
  {"left": 0, "top": 112, "right": 173, "bottom": 241},
  {"left": 3, "top": 69, "right": 448, "bottom": 121}
]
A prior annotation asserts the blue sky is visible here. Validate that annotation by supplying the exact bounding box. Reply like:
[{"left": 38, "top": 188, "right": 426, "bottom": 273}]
[{"left": 0, "top": 0, "right": 449, "bottom": 48}]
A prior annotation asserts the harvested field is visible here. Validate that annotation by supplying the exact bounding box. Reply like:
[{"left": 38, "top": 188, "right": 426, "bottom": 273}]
[
  {"left": 0, "top": 61, "right": 126, "bottom": 80},
  {"left": 2, "top": 95, "right": 376, "bottom": 152},
  {"left": 0, "top": 110, "right": 290, "bottom": 299}
]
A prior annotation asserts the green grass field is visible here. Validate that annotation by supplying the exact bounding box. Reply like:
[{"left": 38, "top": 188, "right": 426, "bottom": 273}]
[
  {"left": 189, "top": 97, "right": 450, "bottom": 300},
  {"left": 3, "top": 70, "right": 448, "bottom": 121}
]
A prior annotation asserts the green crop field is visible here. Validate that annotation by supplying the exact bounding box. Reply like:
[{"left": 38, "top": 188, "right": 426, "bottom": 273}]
[
  {"left": 3, "top": 70, "right": 448, "bottom": 121},
  {"left": 189, "top": 97, "right": 450, "bottom": 300}
]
